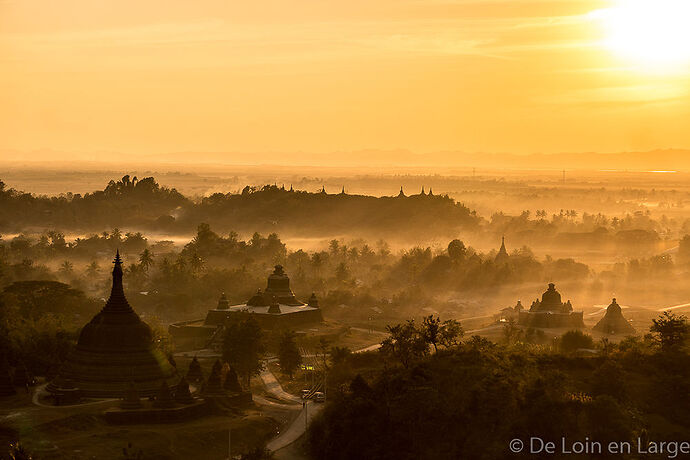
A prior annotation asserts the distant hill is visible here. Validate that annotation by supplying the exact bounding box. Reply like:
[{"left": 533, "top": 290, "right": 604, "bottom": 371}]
[
  {"left": 0, "top": 178, "right": 479, "bottom": 240},
  {"left": 3, "top": 148, "right": 690, "bottom": 171}
]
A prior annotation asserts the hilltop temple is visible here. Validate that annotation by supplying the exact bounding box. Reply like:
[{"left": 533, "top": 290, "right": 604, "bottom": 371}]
[
  {"left": 47, "top": 252, "right": 175, "bottom": 398},
  {"left": 170, "top": 265, "right": 323, "bottom": 349},
  {"left": 593, "top": 298, "right": 635, "bottom": 335},
  {"left": 518, "top": 283, "right": 584, "bottom": 328}
]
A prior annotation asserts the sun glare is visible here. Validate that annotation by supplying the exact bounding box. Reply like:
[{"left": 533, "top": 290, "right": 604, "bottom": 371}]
[{"left": 592, "top": 0, "right": 690, "bottom": 71}]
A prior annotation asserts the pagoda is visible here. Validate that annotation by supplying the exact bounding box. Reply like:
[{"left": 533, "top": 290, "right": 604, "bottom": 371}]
[
  {"left": 593, "top": 298, "right": 635, "bottom": 335},
  {"left": 494, "top": 236, "right": 510, "bottom": 265},
  {"left": 48, "top": 251, "right": 175, "bottom": 398},
  {"left": 518, "top": 283, "right": 585, "bottom": 328}
]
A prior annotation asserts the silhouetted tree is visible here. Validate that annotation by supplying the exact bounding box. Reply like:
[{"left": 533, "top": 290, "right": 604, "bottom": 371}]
[
  {"left": 222, "top": 314, "right": 264, "bottom": 387},
  {"left": 277, "top": 330, "right": 301, "bottom": 379},
  {"left": 380, "top": 320, "right": 428, "bottom": 368},
  {"left": 651, "top": 311, "right": 689, "bottom": 351}
]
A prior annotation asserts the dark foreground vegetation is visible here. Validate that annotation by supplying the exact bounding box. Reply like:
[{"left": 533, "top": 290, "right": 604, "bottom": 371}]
[{"left": 310, "top": 315, "right": 690, "bottom": 460}]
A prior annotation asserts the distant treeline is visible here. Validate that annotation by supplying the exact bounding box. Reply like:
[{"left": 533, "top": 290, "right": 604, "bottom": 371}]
[{"left": 0, "top": 176, "right": 479, "bottom": 238}]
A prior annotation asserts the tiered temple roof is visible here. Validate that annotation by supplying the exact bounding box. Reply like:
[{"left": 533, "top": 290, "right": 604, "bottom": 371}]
[{"left": 48, "top": 251, "right": 175, "bottom": 398}]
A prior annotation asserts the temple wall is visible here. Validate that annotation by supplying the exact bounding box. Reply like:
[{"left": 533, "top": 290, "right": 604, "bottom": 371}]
[
  {"left": 518, "top": 311, "right": 585, "bottom": 329},
  {"left": 170, "top": 309, "right": 323, "bottom": 351}
]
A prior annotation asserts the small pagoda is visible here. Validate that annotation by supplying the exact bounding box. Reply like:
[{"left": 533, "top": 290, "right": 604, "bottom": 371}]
[
  {"left": 593, "top": 298, "right": 635, "bottom": 335},
  {"left": 48, "top": 251, "right": 175, "bottom": 398},
  {"left": 494, "top": 236, "right": 510, "bottom": 265}
]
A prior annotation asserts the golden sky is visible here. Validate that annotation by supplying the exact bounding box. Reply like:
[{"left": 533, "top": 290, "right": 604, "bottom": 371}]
[{"left": 2, "top": 0, "right": 690, "bottom": 161}]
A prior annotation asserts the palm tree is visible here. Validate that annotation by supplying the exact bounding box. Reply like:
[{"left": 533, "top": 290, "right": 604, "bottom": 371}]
[
  {"left": 110, "top": 228, "right": 122, "bottom": 242},
  {"left": 139, "top": 248, "right": 154, "bottom": 272},
  {"left": 59, "top": 260, "right": 74, "bottom": 275},
  {"left": 85, "top": 261, "right": 100, "bottom": 278}
]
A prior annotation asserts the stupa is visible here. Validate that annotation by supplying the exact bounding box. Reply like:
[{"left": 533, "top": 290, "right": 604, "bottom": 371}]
[
  {"left": 518, "top": 283, "right": 585, "bottom": 328},
  {"left": 202, "top": 360, "right": 224, "bottom": 396},
  {"left": 153, "top": 381, "right": 175, "bottom": 409},
  {"left": 48, "top": 251, "right": 175, "bottom": 398},
  {"left": 494, "top": 236, "right": 510, "bottom": 265},
  {"left": 223, "top": 365, "right": 242, "bottom": 393},
  {"left": 186, "top": 356, "right": 203, "bottom": 383},
  {"left": 174, "top": 377, "right": 195, "bottom": 405},
  {"left": 593, "top": 298, "right": 635, "bottom": 335}
]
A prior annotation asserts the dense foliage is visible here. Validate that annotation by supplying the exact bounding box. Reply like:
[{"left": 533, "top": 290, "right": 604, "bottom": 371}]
[
  {"left": 0, "top": 178, "right": 478, "bottom": 238},
  {"left": 309, "top": 319, "right": 690, "bottom": 460}
]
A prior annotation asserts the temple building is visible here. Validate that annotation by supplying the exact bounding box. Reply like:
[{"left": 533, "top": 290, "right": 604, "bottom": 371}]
[
  {"left": 518, "top": 283, "right": 585, "bottom": 328},
  {"left": 494, "top": 236, "right": 510, "bottom": 265},
  {"left": 48, "top": 252, "right": 175, "bottom": 398},
  {"left": 170, "top": 265, "right": 323, "bottom": 350},
  {"left": 593, "top": 298, "right": 635, "bottom": 335},
  {"left": 497, "top": 300, "right": 524, "bottom": 322}
]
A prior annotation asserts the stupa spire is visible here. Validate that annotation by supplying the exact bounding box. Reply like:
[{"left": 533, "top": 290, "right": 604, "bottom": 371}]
[{"left": 103, "top": 250, "right": 133, "bottom": 313}]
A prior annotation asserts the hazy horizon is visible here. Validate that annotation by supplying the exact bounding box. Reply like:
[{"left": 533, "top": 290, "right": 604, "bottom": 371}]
[{"left": 3, "top": 0, "right": 690, "bottom": 161}]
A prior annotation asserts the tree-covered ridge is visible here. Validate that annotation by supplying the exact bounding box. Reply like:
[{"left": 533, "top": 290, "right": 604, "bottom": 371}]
[
  {"left": 0, "top": 178, "right": 479, "bottom": 237},
  {"left": 0, "top": 176, "right": 188, "bottom": 230},
  {"left": 189, "top": 184, "right": 479, "bottom": 237}
]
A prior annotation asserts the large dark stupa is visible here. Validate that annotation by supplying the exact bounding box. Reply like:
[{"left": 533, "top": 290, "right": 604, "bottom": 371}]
[{"left": 48, "top": 252, "right": 175, "bottom": 398}]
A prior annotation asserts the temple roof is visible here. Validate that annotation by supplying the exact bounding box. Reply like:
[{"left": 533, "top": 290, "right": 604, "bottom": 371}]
[
  {"left": 264, "top": 265, "right": 301, "bottom": 305},
  {"left": 541, "top": 283, "right": 562, "bottom": 308},
  {"left": 308, "top": 292, "right": 319, "bottom": 308},
  {"left": 103, "top": 250, "right": 134, "bottom": 314},
  {"left": 76, "top": 251, "right": 153, "bottom": 352},
  {"left": 48, "top": 251, "right": 175, "bottom": 398},
  {"left": 494, "top": 236, "right": 510, "bottom": 264},
  {"left": 593, "top": 298, "right": 635, "bottom": 335},
  {"left": 217, "top": 292, "right": 229, "bottom": 310}
]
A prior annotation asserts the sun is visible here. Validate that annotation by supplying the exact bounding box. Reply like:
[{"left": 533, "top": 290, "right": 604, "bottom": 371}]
[{"left": 592, "top": 0, "right": 690, "bottom": 70}]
